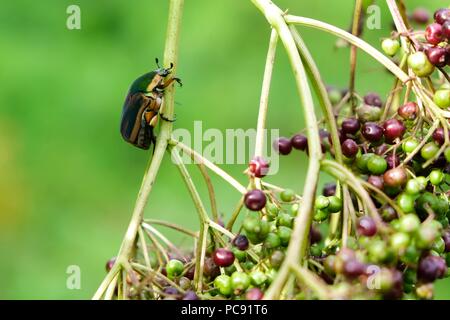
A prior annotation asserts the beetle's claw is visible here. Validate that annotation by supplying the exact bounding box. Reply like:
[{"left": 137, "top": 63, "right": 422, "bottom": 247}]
[
  {"left": 174, "top": 78, "right": 183, "bottom": 87},
  {"left": 160, "top": 113, "right": 177, "bottom": 122}
]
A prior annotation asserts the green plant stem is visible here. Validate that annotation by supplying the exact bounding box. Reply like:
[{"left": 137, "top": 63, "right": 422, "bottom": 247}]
[
  {"left": 290, "top": 264, "right": 332, "bottom": 299},
  {"left": 144, "top": 219, "right": 198, "bottom": 238},
  {"left": 284, "top": 15, "right": 410, "bottom": 83},
  {"left": 93, "top": 0, "right": 184, "bottom": 300},
  {"left": 250, "top": 0, "right": 322, "bottom": 300},
  {"left": 348, "top": 0, "right": 363, "bottom": 100}
]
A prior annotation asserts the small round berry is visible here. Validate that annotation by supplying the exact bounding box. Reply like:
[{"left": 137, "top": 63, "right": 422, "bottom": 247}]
[
  {"left": 402, "top": 137, "right": 419, "bottom": 154},
  {"left": 232, "top": 235, "right": 249, "bottom": 251},
  {"left": 277, "top": 226, "right": 292, "bottom": 246},
  {"left": 341, "top": 118, "right": 361, "bottom": 135},
  {"left": 357, "top": 216, "right": 377, "bottom": 236},
  {"left": 412, "top": 8, "right": 430, "bottom": 24},
  {"left": 433, "top": 127, "right": 448, "bottom": 145},
  {"left": 383, "top": 119, "right": 406, "bottom": 142},
  {"left": 374, "top": 144, "right": 389, "bottom": 155},
  {"left": 397, "top": 193, "right": 416, "bottom": 213},
  {"left": 166, "top": 259, "right": 184, "bottom": 279},
  {"left": 214, "top": 274, "right": 232, "bottom": 296},
  {"left": 280, "top": 189, "right": 295, "bottom": 202},
  {"left": 341, "top": 139, "right": 359, "bottom": 158},
  {"left": 381, "top": 205, "right": 397, "bottom": 222},
  {"left": 385, "top": 154, "right": 400, "bottom": 170},
  {"left": 182, "top": 290, "right": 199, "bottom": 300},
  {"left": 291, "top": 134, "right": 308, "bottom": 151},
  {"left": 246, "top": 288, "right": 263, "bottom": 300},
  {"left": 368, "top": 175, "right": 384, "bottom": 190},
  {"left": 309, "top": 226, "right": 322, "bottom": 244},
  {"left": 248, "top": 156, "right": 270, "bottom": 178},
  {"left": 273, "top": 137, "right": 292, "bottom": 155},
  {"left": 425, "top": 23, "right": 443, "bottom": 45},
  {"left": 433, "top": 89, "right": 450, "bottom": 108},
  {"left": 381, "top": 38, "right": 400, "bottom": 56},
  {"left": 230, "top": 271, "right": 250, "bottom": 294},
  {"left": 367, "top": 155, "right": 388, "bottom": 175},
  {"left": 383, "top": 167, "right": 407, "bottom": 188},
  {"left": 364, "top": 92, "right": 383, "bottom": 107},
  {"left": 361, "top": 122, "right": 384, "bottom": 142},
  {"left": 203, "top": 257, "right": 220, "bottom": 278},
  {"left": 343, "top": 259, "right": 366, "bottom": 279},
  {"left": 399, "top": 214, "right": 421, "bottom": 233},
  {"left": 244, "top": 189, "right": 267, "bottom": 211},
  {"left": 429, "top": 169, "right": 444, "bottom": 185},
  {"left": 322, "top": 182, "right": 336, "bottom": 196},
  {"left": 442, "top": 21, "right": 450, "bottom": 39},
  {"left": 421, "top": 142, "right": 440, "bottom": 160},
  {"left": 398, "top": 102, "right": 418, "bottom": 120},
  {"left": 105, "top": 257, "right": 116, "bottom": 272},
  {"left": 434, "top": 8, "right": 450, "bottom": 25},
  {"left": 407, "top": 51, "right": 435, "bottom": 77},
  {"left": 426, "top": 46, "right": 448, "bottom": 67},
  {"left": 405, "top": 178, "right": 422, "bottom": 195},
  {"left": 213, "top": 248, "right": 235, "bottom": 267},
  {"left": 418, "top": 255, "right": 447, "bottom": 282},
  {"left": 327, "top": 86, "right": 343, "bottom": 105},
  {"left": 390, "top": 232, "right": 410, "bottom": 253},
  {"left": 443, "top": 230, "right": 450, "bottom": 252},
  {"left": 327, "top": 196, "right": 343, "bottom": 213}
]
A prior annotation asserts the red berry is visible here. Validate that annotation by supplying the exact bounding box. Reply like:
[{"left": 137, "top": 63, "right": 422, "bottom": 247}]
[
  {"left": 341, "top": 139, "right": 359, "bottom": 158},
  {"left": 105, "top": 257, "right": 116, "bottom": 272},
  {"left": 383, "top": 167, "right": 407, "bottom": 187},
  {"left": 244, "top": 189, "right": 266, "bottom": 211},
  {"left": 383, "top": 119, "right": 405, "bottom": 142},
  {"left": 232, "top": 235, "right": 249, "bottom": 251},
  {"left": 442, "top": 21, "right": 450, "bottom": 40},
  {"left": 434, "top": 8, "right": 450, "bottom": 25},
  {"left": 368, "top": 175, "right": 384, "bottom": 190},
  {"left": 357, "top": 216, "right": 377, "bottom": 236},
  {"left": 246, "top": 288, "right": 264, "bottom": 300},
  {"left": 418, "top": 255, "right": 447, "bottom": 282},
  {"left": 398, "top": 102, "right": 418, "bottom": 120},
  {"left": 364, "top": 92, "right": 382, "bottom": 107},
  {"left": 361, "top": 122, "right": 384, "bottom": 142},
  {"left": 291, "top": 134, "right": 308, "bottom": 151},
  {"left": 248, "top": 156, "right": 269, "bottom": 178},
  {"left": 426, "top": 46, "right": 448, "bottom": 67},
  {"left": 425, "top": 23, "right": 443, "bottom": 45},
  {"left": 213, "top": 248, "right": 235, "bottom": 267},
  {"left": 343, "top": 259, "right": 366, "bottom": 278},
  {"left": 433, "top": 127, "right": 448, "bottom": 145},
  {"left": 341, "top": 118, "right": 361, "bottom": 135},
  {"left": 273, "top": 137, "right": 292, "bottom": 155},
  {"left": 385, "top": 154, "right": 400, "bottom": 170},
  {"left": 412, "top": 8, "right": 430, "bottom": 24}
]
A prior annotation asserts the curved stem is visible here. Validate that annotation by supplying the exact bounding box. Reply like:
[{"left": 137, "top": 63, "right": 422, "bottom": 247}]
[{"left": 251, "top": 0, "right": 322, "bottom": 300}]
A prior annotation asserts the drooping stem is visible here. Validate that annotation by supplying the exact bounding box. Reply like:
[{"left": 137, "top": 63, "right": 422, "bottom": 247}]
[{"left": 251, "top": 0, "right": 322, "bottom": 300}]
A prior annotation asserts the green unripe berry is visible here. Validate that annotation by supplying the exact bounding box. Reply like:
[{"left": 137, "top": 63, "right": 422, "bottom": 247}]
[
  {"left": 232, "top": 248, "right": 247, "bottom": 262},
  {"left": 405, "top": 179, "right": 421, "bottom": 195},
  {"left": 314, "top": 209, "right": 329, "bottom": 222},
  {"left": 277, "top": 213, "right": 293, "bottom": 228},
  {"left": 166, "top": 259, "right": 184, "bottom": 278},
  {"left": 432, "top": 237, "right": 445, "bottom": 254},
  {"left": 399, "top": 214, "right": 421, "bottom": 233},
  {"left": 264, "top": 232, "right": 281, "bottom": 249},
  {"left": 289, "top": 203, "right": 299, "bottom": 217},
  {"left": 269, "top": 250, "right": 285, "bottom": 268},
  {"left": 367, "top": 155, "right": 388, "bottom": 175},
  {"left": 433, "top": 89, "right": 450, "bottom": 109},
  {"left": 249, "top": 270, "right": 267, "bottom": 287},
  {"left": 407, "top": 51, "right": 435, "bottom": 77},
  {"left": 402, "top": 138, "right": 419, "bottom": 154},
  {"left": 390, "top": 232, "right": 410, "bottom": 253},
  {"left": 315, "top": 195, "right": 330, "bottom": 210},
  {"left": 356, "top": 153, "right": 374, "bottom": 173},
  {"left": 382, "top": 38, "right": 400, "bottom": 56},
  {"left": 421, "top": 142, "right": 439, "bottom": 160},
  {"left": 445, "top": 147, "right": 450, "bottom": 162},
  {"left": 327, "top": 196, "right": 343, "bottom": 213},
  {"left": 277, "top": 226, "right": 292, "bottom": 246},
  {"left": 265, "top": 203, "right": 279, "bottom": 220},
  {"left": 429, "top": 169, "right": 444, "bottom": 185},
  {"left": 416, "top": 224, "right": 439, "bottom": 249},
  {"left": 397, "top": 193, "right": 416, "bottom": 213},
  {"left": 214, "top": 274, "right": 232, "bottom": 296},
  {"left": 328, "top": 88, "right": 342, "bottom": 105},
  {"left": 230, "top": 271, "right": 250, "bottom": 294},
  {"left": 280, "top": 189, "right": 295, "bottom": 202}
]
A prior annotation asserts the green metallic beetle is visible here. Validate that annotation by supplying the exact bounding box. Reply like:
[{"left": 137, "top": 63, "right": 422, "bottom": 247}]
[{"left": 120, "top": 59, "right": 181, "bottom": 149}]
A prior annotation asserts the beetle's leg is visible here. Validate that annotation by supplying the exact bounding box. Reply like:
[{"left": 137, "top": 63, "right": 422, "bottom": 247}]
[
  {"left": 160, "top": 113, "right": 177, "bottom": 122},
  {"left": 161, "top": 77, "right": 182, "bottom": 88}
]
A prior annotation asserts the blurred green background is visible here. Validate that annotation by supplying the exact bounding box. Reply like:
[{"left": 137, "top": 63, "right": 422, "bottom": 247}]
[{"left": 0, "top": 0, "right": 449, "bottom": 299}]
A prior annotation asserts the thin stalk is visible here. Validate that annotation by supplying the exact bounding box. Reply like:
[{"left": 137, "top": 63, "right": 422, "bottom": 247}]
[
  {"left": 251, "top": 0, "right": 322, "bottom": 300},
  {"left": 144, "top": 219, "right": 198, "bottom": 238},
  {"left": 197, "top": 162, "right": 219, "bottom": 222},
  {"left": 290, "top": 264, "right": 332, "bottom": 299},
  {"left": 349, "top": 0, "right": 363, "bottom": 100}
]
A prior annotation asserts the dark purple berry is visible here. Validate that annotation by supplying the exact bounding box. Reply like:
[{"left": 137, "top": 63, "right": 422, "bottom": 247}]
[
  {"left": 383, "top": 119, "right": 405, "bottom": 142},
  {"left": 341, "top": 118, "right": 361, "bottom": 135},
  {"left": 357, "top": 216, "right": 377, "bottom": 236},
  {"left": 398, "top": 102, "right": 418, "bottom": 120},
  {"left": 232, "top": 235, "right": 249, "bottom": 251},
  {"left": 434, "top": 8, "right": 450, "bottom": 25},
  {"left": 361, "top": 122, "right": 384, "bottom": 142},
  {"left": 182, "top": 290, "right": 199, "bottom": 300},
  {"left": 364, "top": 92, "right": 382, "bottom": 107},
  {"left": 322, "top": 183, "right": 336, "bottom": 196},
  {"left": 248, "top": 156, "right": 270, "bottom": 178},
  {"left": 426, "top": 46, "right": 448, "bottom": 67},
  {"left": 412, "top": 8, "right": 430, "bottom": 24},
  {"left": 442, "top": 21, "right": 450, "bottom": 39},
  {"left": 368, "top": 175, "right": 384, "bottom": 190},
  {"left": 432, "top": 127, "right": 448, "bottom": 145},
  {"left": 443, "top": 231, "right": 450, "bottom": 252},
  {"left": 309, "top": 225, "right": 322, "bottom": 244},
  {"left": 374, "top": 144, "right": 388, "bottom": 155},
  {"left": 105, "top": 257, "right": 116, "bottom": 272},
  {"left": 273, "top": 137, "right": 292, "bottom": 155},
  {"left": 203, "top": 257, "right": 220, "bottom": 278},
  {"left": 213, "top": 248, "right": 235, "bottom": 267},
  {"left": 343, "top": 259, "right": 366, "bottom": 279},
  {"left": 244, "top": 189, "right": 267, "bottom": 211},
  {"left": 164, "top": 287, "right": 179, "bottom": 295},
  {"left": 425, "top": 23, "right": 443, "bottom": 45},
  {"left": 385, "top": 154, "right": 400, "bottom": 169},
  {"left": 291, "top": 134, "right": 308, "bottom": 151},
  {"left": 341, "top": 139, "right": 359, "bottom": 158},
  {"left": 418, "top": 255, "right": 447, "bottom": 282}
]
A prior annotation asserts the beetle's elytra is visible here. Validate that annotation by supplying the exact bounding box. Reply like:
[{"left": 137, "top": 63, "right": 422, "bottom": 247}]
[{"left": 120, "top": 59, "right": 181, "bottom": 150}]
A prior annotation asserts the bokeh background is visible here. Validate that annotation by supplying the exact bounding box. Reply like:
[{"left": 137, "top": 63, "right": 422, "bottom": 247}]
[{"left": 0, "top": 0, "right": 449, "bottom": 299}]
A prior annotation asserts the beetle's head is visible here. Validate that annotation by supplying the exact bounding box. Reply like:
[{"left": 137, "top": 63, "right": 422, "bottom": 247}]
[{"left": 155, "top": 58, "right": 173, "bottom": 77}]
